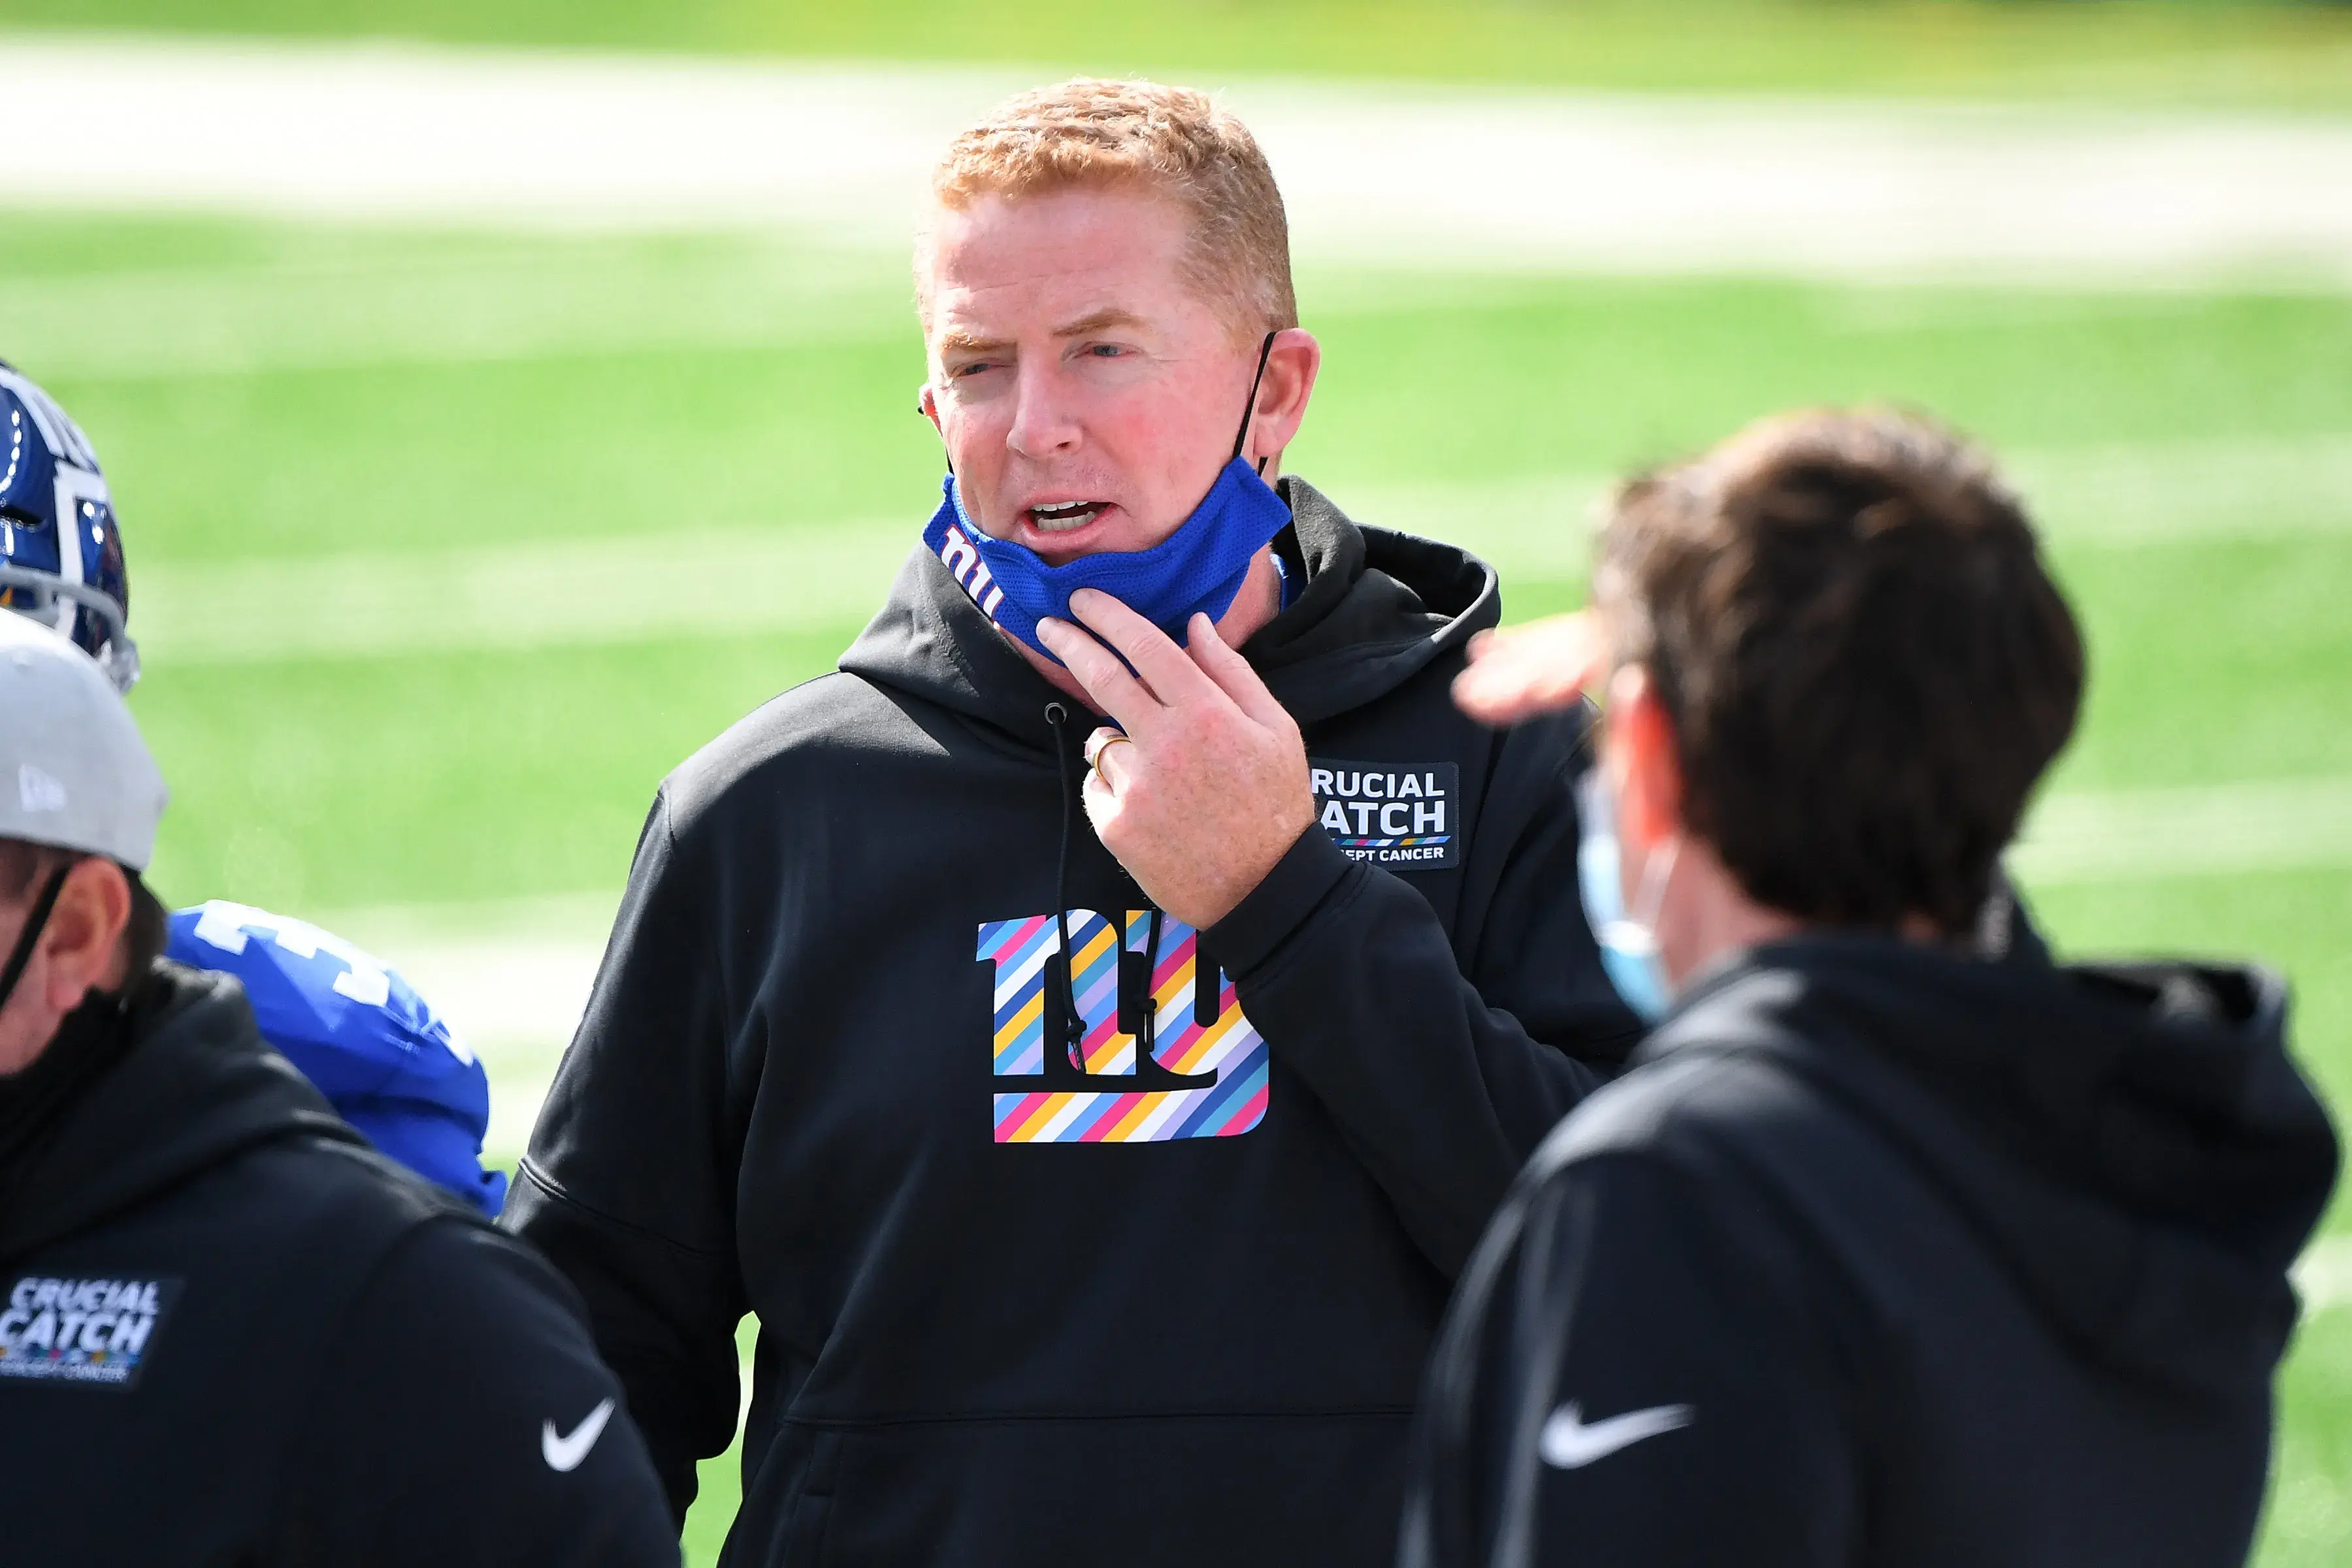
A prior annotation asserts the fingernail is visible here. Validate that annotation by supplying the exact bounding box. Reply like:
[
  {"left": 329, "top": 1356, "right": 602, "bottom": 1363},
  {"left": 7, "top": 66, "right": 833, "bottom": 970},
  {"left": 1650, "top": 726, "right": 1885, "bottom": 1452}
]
[{"left": 1037, "top": 618, "right": 1070, "bottom": 644}]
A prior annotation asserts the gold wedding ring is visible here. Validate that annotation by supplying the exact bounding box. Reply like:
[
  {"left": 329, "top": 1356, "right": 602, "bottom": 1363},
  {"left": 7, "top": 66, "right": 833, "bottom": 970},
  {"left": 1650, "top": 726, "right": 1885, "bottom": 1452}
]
[{"left": 1087, "top": 732, "right": 1135, "bottom": 786}]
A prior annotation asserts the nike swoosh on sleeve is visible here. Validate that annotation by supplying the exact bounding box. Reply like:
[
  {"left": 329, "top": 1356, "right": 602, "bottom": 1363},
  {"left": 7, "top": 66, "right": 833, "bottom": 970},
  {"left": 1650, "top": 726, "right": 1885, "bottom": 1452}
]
[
  {"left": 1539, "top": 1401, "right": 1695, "bottom": 1469},
  {"left": 541, "top": 1396, "right": 617, "bottom": 1473}
]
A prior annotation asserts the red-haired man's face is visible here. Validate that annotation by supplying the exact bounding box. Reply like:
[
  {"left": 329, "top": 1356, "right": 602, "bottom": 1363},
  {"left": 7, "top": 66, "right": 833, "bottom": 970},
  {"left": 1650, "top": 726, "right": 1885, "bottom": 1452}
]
[{"left": 919, "top": 185, "right": 1311, "bottom": 565}]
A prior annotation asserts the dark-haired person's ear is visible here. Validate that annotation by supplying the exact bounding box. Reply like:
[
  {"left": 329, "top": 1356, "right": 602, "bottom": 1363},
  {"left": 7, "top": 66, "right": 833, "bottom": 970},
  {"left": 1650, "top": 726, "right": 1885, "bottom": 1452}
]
[
  {"left": 1607, "top": 664, "right": 1685, "bottom": 861},
  {"left": 0, "top": 856, "right": 133, "bottom": 1073},
  {"left": 33, "top": 858, "right": 135, "bottom": 1011}
]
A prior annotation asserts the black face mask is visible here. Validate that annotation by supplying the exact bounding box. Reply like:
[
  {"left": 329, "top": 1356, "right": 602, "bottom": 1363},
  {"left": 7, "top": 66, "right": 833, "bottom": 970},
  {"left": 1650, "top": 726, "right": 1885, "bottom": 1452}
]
[
  {"left": 0, "top": 861, "right": 136, "bottom": 1191},
  {"left": 0, "top": 978, "right": 139, "bottom": 1198}
]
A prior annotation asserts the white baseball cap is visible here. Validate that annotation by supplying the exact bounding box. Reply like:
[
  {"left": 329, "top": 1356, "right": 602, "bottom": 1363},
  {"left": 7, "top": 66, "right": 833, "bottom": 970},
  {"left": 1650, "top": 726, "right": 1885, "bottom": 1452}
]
[{"left": 0, "top": 608, "right": 167, "bottom": 871}]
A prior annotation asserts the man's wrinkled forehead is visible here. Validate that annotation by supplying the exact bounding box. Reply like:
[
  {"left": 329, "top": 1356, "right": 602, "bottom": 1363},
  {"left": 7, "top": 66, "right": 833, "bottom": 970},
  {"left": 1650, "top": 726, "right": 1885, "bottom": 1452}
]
[{"left": 915, "top": 186, "right": 1223, "bottom": 346}]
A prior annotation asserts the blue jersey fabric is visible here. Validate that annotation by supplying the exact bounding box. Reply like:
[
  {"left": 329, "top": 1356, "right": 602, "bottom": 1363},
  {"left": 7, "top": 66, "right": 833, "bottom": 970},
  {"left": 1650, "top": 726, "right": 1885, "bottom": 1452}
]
[{"left": 165, "top": 902, "right": 507, "bottom": 1216}]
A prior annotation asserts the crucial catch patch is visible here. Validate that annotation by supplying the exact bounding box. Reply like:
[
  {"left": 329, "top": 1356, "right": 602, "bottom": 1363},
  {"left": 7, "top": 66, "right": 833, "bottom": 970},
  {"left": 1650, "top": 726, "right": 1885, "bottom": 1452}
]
[
  {"left": 0, "top": 1275, "right": 180, "bottom": 1388},
  {"left": 1311, "top": 760, "right": 1459, "bottom": 870}
]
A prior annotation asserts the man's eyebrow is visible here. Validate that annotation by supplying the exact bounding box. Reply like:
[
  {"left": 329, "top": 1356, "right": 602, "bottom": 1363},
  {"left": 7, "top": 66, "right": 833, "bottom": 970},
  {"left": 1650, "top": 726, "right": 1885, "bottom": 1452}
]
[
  {"left": 935, "top": 329, "right": 1010, "bottom": 357},
  {"left": 935, "top": 310, "right": 1147, "bottom": 355},
  {"left": 1054, "top": 308, "right": 1149, "bottom": 338}
]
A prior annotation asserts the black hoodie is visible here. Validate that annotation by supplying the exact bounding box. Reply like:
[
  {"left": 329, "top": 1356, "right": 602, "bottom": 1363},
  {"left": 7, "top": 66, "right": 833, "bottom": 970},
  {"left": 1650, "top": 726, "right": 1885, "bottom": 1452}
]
[
  {"left": 0, "top": 962, "right": 676, "bottom": 1566},
  {"left": 1401, "top": 934, "right": 2340, "bottom": 1568},
  {"left": 505, "top": 479, "right": 1642, "bottom": 1565}
]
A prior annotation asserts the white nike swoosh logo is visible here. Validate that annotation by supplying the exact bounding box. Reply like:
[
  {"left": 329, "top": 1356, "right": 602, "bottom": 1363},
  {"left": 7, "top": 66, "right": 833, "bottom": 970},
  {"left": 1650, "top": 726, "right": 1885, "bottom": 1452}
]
[
  {"left": 542, "top": 1397, "right": 617, "bottom": 1473},
  {"left": 1539, "top": 1400, "right": 1694, "bottom": 1469}
]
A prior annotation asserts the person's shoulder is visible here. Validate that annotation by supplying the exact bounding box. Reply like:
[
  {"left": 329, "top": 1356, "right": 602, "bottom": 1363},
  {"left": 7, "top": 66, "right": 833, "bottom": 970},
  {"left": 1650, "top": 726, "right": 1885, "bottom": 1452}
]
[
  {"left": 233, "top": 1132, "right": 484, "bottom": 1237},
  {"left": 346, "top": 1207, "right": 584, "bottom": 1334},
  {"left": 135, "top": 1132, "right": 495, "bottom": 1317},
  {"left": 1522, "top": 1041, "right": 1831, "bottom": 1192},
  {"left": 235, "top": 1150, "right": 585, "bottom": 1356},
  {"left": 659, "top": 668, "right": 926, "bottom": 825}
]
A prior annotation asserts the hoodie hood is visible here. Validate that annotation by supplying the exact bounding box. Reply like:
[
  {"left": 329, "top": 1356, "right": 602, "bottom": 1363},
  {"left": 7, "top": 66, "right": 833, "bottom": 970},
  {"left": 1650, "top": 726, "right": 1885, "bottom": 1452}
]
[
  {"left": 1646, "top": 935, "right": 2338, "bottom": 1397},
  {"left": 841, "top": 475, "right": 1498, "bottom": 744},
  {"left": 0, "top": 960, "right": 359, "bottom": 1261}
]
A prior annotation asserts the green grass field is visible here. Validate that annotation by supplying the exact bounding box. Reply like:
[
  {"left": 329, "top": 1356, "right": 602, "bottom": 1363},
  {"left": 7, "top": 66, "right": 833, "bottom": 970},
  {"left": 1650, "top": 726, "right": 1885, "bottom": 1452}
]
[
  {"left": 12, "top": 0, "right": 2352, "bottom": 109},
  {"left": 3, "top": 3, "right": 2349, "bottom": 1562}
]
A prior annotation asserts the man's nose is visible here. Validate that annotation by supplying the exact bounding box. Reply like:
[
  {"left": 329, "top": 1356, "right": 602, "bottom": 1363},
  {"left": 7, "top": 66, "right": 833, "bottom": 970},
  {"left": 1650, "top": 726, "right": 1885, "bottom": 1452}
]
[{"left": 1005, "top": 361, "right": 1083, "bottom": 459}]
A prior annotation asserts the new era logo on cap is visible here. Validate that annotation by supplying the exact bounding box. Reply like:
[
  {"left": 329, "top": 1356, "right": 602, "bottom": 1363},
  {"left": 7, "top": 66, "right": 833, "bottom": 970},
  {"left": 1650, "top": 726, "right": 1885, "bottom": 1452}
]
[
  {"left": 18, "top": 763, "right": 67, "bottom": 814},
  {"left": 0, "top": 610, "right": 167, "bottom": 870}
]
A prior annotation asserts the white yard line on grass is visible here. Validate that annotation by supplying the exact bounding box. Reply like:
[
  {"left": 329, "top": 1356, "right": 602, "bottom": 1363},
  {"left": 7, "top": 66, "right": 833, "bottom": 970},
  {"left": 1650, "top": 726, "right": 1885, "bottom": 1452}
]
[
  {"left": 137, "top": 523, "right": 917, "bottom": 663},
  {"left": 0, "top": 249, "right": 2319, "bottom": 386},
  {"left": 2012, "top": 778, "right": 2352, "bottom": 887},
  {"left": 1350, "top": 434, "right": 2352, "bottom": 581},
  {"left": 0, "top": 239, "right": 913, "bottom": 380},
  {"left": 2295, "top": 1236, "right": 2352, "bottom": 1316},
  {"left": 129, "top": 433, "right": 2352, "bottom": 664},
  {"left": 4, "top": 34, "right": 2352, "bottom": 286}
]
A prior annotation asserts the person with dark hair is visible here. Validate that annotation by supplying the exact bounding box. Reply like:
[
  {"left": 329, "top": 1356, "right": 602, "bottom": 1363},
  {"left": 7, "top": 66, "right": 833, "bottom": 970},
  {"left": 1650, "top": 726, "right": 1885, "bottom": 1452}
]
[
  {"left": 0, "top": 612, "right": 677, "bottom": 1565},
  {"left": 1403, "top": 408, "right": 2339, "bottom": 1568}
]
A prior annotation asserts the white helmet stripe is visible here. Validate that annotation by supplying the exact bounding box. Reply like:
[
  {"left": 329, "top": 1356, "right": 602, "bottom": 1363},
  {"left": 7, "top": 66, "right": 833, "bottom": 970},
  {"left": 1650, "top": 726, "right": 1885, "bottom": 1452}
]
[
  {"left": 0, "top": 367, "right": 98, "bottom": 472},
  {"left": 0, "top": 368, "right": 65, "bottom": 463}
]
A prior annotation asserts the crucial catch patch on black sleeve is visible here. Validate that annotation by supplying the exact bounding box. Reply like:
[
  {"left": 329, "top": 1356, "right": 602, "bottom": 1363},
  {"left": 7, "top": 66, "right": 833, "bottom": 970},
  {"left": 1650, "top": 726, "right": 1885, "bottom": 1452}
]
[
  {"left": 1310, "top": 760, "right": 1460, "bottom": 870},
  {"left": 0, "top": 1274, "right": 181, "bottom": 1390}
]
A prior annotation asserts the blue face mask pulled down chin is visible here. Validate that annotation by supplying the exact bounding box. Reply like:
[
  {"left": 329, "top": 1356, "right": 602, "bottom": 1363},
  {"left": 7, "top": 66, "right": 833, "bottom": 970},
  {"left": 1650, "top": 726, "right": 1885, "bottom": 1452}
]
[
  {"left": 922, "top": 455, "right": 1292, "bottom": 665},
  {"left": 1576, "top": 768, "right": 1678, "bottom": 1024},
  {"left": 923, "top": 329, "right": 1290, "bottom": 666}
]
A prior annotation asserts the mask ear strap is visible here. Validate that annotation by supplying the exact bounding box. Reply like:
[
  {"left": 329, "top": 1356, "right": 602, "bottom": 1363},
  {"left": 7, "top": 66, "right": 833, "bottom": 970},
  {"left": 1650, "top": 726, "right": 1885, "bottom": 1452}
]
[
  {"left": 1628, "top": 833, "right": 1681, "bottom": 936},
  {"left": 919, "top": 389, "right": 955, "bottom": 476},
  {"left": 0, "top": 862, "right": 74, "bottom": 1017},
  {"left": 1230, "top": 331, "right": 1279, "bottom": 474}
]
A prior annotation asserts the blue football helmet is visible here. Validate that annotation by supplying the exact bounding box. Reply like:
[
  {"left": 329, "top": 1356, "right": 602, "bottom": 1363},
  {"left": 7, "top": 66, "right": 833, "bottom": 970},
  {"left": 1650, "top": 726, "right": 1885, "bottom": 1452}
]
[
  {"left": 0, "top": 360, "right": 139, "bottom": 693},
  {"left": 167, "top": 902, "right": 510, "bottom": 1217}
]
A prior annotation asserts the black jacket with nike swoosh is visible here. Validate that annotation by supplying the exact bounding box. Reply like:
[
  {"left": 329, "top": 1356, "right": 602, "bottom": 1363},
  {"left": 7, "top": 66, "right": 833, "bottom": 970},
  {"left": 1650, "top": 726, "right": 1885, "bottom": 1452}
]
[
  {"left": 0, "top": 962, "right": 677, "bottom": 1566},
  {"left": 504, "top": 477, "right": 1644, "bottom": 1566},
  {"left": 1401, "top": 934, "right": 2340, "bottom": 1568}
]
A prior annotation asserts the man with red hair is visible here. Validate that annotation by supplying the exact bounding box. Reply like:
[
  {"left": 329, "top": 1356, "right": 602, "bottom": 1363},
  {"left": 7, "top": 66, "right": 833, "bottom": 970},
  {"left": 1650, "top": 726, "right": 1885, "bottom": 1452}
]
[{"left": 510, "top": 78, "right": 1641, "bottom": 1563}]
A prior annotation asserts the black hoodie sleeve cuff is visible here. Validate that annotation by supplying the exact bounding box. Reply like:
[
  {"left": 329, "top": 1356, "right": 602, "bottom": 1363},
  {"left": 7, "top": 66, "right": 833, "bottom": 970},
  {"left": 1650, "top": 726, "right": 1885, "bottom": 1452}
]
[{"left": 1204, "top": 825, "right": 1362, "bottom": 981}]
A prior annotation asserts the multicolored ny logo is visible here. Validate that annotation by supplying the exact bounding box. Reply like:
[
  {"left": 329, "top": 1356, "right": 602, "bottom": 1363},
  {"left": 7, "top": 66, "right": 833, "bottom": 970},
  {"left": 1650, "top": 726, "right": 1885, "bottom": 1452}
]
[{"left": 977, "top": 910, "right": 1269, "bottom": 1145}]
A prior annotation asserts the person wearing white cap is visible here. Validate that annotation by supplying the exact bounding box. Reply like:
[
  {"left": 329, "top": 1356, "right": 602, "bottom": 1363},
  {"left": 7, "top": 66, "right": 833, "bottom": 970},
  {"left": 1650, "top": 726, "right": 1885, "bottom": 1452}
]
[
  {"left": 0, "top": 613, "right": 678, "bottom": 1565},
  {"left": 1, "top": 359, "right": 512, "bottom": 1217},
  {"left": 0, "top": 603, "right": 169, "bottom": 1056}
]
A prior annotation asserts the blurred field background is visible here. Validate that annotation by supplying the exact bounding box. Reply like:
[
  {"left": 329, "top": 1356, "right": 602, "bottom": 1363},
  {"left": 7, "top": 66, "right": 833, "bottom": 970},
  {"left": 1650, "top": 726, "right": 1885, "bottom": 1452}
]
[{"left": 3, "top": 3, "right": 2349, "bottom": 1562}]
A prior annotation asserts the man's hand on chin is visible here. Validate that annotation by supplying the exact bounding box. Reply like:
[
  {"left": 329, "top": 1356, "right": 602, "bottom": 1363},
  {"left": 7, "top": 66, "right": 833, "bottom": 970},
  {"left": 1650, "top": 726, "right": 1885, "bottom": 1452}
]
[{"left": 1037, "top": 589, "right": 1315, "bottom": 931}]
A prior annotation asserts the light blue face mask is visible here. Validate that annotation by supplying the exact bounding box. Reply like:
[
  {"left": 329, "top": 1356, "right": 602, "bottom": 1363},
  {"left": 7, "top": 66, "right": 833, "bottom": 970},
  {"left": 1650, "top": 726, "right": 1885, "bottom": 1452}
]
[
  {"left": 1576, "top": 768, "right": 1680, "bottom": 1024},
  {"left": 922, "top": 333, "right": 1291, "bottom": 666}
]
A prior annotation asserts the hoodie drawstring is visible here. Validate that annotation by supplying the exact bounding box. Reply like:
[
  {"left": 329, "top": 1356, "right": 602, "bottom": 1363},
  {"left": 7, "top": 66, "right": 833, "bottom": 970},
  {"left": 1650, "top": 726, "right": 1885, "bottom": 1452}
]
[
  {"left": 1042, "top": 703, "right": 1089, "bottom": 1079},
  {"left": 1121, "top": 906, "right": 1164, "bottom": 1067},
  {"left": 1043, "top": 702, "right": 1217, "bottom": 1088}
]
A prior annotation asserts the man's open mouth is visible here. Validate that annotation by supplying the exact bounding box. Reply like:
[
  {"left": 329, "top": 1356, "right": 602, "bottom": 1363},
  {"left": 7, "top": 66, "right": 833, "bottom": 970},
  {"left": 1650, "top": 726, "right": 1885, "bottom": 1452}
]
[{"left": 1026, "top": 500, "right": 1109, "bottom": 534}]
